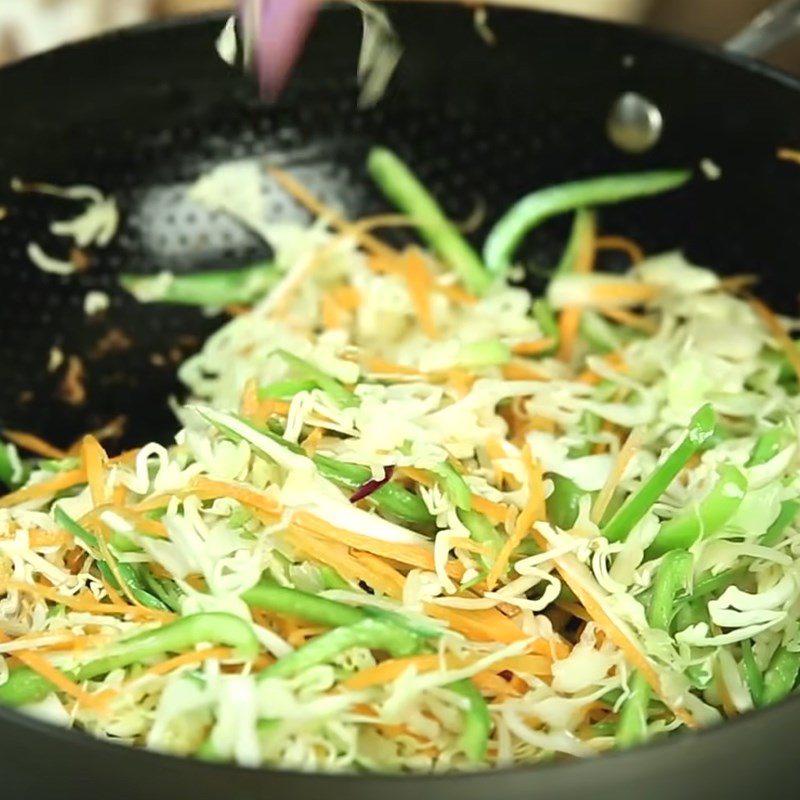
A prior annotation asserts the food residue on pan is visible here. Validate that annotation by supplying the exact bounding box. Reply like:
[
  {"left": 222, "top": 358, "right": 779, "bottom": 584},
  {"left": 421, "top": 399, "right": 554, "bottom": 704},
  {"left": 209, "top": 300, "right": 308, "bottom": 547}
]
[{"left": 55, "top": 354, "right": 86, "bottom": 406}]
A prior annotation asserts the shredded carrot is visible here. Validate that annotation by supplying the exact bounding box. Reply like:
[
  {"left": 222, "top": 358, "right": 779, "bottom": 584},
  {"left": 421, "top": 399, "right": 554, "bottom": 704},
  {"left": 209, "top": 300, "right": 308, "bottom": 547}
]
[
  {"left": 108, "top": 508, "right": 169, "bottom": 539},
  {"left": 101, "top": 578, "right": 127, "bottom": 607},
  {"left": 0, "top": 527, "right": 71, "bottom": 548},
  {"left": 2, "top": 579, "right": 175, "bottom": 622},
  {"left": 470, "top": 494, "right": 510, "bottom": 524},
  {"left": 445, "top": 369, "right": 476, "bottom": 397},
  {"left": 350, "top": 551, "right": 406, "bottom": 596},
  {"left": 485, "top": 445, "right": 544, "bottom": 590},
  {"left": 111, "top": 481, "right": 127, "bottom": 506},
  {"left": 576, "top": 351, "right": 627, "bottom": 385},
  {"left": 778, "top": 147, "right": 800, "bottom": 165},
  {"left": 301, "top": 426, "right": 325, "bottom": 455},
  {"left": 590, "top": 282, "right": 660, "bottom": 307},
  {"left": 436, "top": 282, "right": 477, "bottom": 305},
  {"left": 598, "top": 306, "right": 658, "bottom": 333},
  {"left": 404, "top": 247, "right": 437, "bottom": 339},
  {"left": 591, "top": 428, "right": 644, "bottom": 525},
  {"left": 501, "top": 361, "right": 550, "bottom": 382},
  {"left": 331, "top": 285, "right": 362, "bottom": 311},
  {"left": 363, "top": 356, "right": 422, "bottom": 377},
  {"left": 268, "top": 165, "right": 397, "bottom": 260},
  {"left": 241, "top": 379, "right": 292, "bottom": 424},
  {"left": 0, "top": 468, "right": 86, "bottom": 509},
  {"left": 595, "top": 235, "right": 645, "bottom": 264},
  {"left": 717, "top": 274, "right": 758, "bottom": 295},
  {"left": 192, "top": 477, "right": 282, "bottom": 519},
  {"left": 138, "top": 647, "right": 235, "bottom": 680},
  {"left": 0, "top": 630, "right": 107, "bottom": 710},
  {"left": 557, "top": 308, "right": 582, "bottom": 363},
  {"left": 322, "top": 293, "right": 344, "bottom": 330},
  {"left": 398, "top": 466, "right": 435, "bottom": 487},
  {"left": 81, "top": 435, "right": 108, "bottom": 507},
  {"left": 3, "top": 430, "right": 66, "bottom": 460},
  {"left": 749, "top": 297, "right": 800, "bottom": 382},
  {"left": 511, "top": 338, "right": 556, "bottom": 356}
]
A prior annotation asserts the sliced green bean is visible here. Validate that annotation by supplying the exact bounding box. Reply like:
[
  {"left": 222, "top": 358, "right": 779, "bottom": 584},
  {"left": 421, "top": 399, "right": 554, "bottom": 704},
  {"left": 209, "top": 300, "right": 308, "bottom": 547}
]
[
  {"left": 741, "top": 639, "right": 764, "bottom": 707},
  {"left": 367, "top": 147, "right": 492, "bottom": 295},
  {"left": 617, "top": 550, "right": 693, "bottom": 748},
  {"left": 432, "top": 461, "right": 472, "bottom": 511},
  {"left": 761, "top": 647, "right": 800, "bottom": 706},
  {"left": 747, "top": 424, "right": 794, "bottom": 467},
  {"left": 449, "top": 678, "right": 492, "bottom": 762},
  {"left": 645, "top": 465, "right": 747, "bottom": 559},
  {"left": 0, "top": 613, "right": 259, "bottom": 707},
  {"left": 761, "top": 500, "right": 799, "bottom": 547},
  {"left": 603, "top": 405, "right": 716, "bottom": 543},
  {"left": 556, "top": 208, "right": 596, "bottom": 276},
  {"left": 121, "top": 262, "right": 278, "bottom": 307},
  {"left": 546, "top": 475, "right": 584, "bottom": 530},
  {"left": 458, "top": 340, "right": 511, "bottom": 369},
  {"left": 458, "top": 508, "right": 504, "bottom": 556},
  {"left": 258, "top": 379, "right": 319, "bottom": 401},
  {"left": 0, "top": 441, "right": 19, "bottom": 488},
  {"left": 319, "top": 565, "right": 350, "bottom": 591},
  {"left": 273, "top": 349, "right": 357, "bottom": 409},
  {"left": 258, "top": 618, "right": 420, "bottom": 681},
  {"left": 532, "top": 299, "right": 559, "bottom": 345},
  {"left": 243, "top": 580, "right": 365, "bottom": 628},
  {"left": 484, "top": 170, "right": 692, "bottom": 274}
]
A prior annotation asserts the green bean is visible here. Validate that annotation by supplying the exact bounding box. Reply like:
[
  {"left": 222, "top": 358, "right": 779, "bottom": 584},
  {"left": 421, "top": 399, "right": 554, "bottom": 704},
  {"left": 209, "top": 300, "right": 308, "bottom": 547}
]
[
  {"left": 458, "top": 508, "right": 504, "bottom": 559},
  {"left": 36, "top": 457, "right": 81, "bottom": 474},
  {"left": 319, "top": 565, "right": 350, "bottom": 590},
  {"left": 761, "top": 647, "right": 800, "bottom": 706},
  {"left": 547, "top": 475, "right": 584, "bottom": 530},
  {"left": 747, "top": 425, "right": 794, "bottom": 467},
  {"left": 258, "top": 379, "right": 319, "bottom": 401},
  {"left": 458, "top": 340, "right": 511, "bottom": 369},
  {"left": 243, "top": 580, "right": 366, "bottom": 628},
  {"left": 448, "top": 678, "right": 492, "bottom": 762},
  {"left": 741, "top": 639, "right": 764, "bottom": 707},
  {"left": 0, "top": 441, "right": 19, "bottom": 488},
  {"left": 55, "top": 508, "right": 167, "bottom": 611},
  {"left": 603, "top": 405, "right": 716, "bottom": 543},
  {"left": 483, "top": 170, "right": 692, "bottom": 274},
  {"left": 121, "top": 262, "right": 278, "bottom": 307},
  {"left": 761, "top": 500, "right": 799, "bottom": 547},
  {"left": 645, "top": 465, "right": 747, "bottom": 559},
  {"left": 432, "top": 461, "right": 472, "bottom": 511},
  {"left": 682, "top": 566, "right": 747, "bottom": 603},
  {"left": 142, "top": 571, "right": 183, "bottom": 613},
  {"left": 367, "top": 147, "right": 492, "bottom": 296},
  {"left": 556, "top": 209, "right": 596, "bottom": 276},
  {"left": 532, "top": 299, "right": 559, "bottom": 345},
  {"left": 273, "top": 350, "right": 357, "bottom": 409},
  {"left": 0, "top": 613, "right": 259, "bottom": 707},
  {"left": 580, "top": 311, "right": 626, "bottom": 355},
  {"left": 617, "top": 550, "right": 693, "bottom": 748},
  {"left": 258, "top": 618, "right": 420, "bottom": 681}
]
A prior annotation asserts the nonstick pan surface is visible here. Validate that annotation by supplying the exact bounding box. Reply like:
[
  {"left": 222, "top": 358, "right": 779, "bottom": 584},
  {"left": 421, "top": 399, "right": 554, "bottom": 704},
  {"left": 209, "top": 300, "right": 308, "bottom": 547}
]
[{"left": 1, "top": 5, "right": 800, "bottom": 799}]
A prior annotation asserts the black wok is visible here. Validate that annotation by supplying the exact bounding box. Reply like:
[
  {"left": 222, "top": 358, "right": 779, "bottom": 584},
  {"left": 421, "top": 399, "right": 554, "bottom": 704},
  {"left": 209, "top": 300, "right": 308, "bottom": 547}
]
[{"left": 1, "top": 4, "right": 799, "bottom": 799}]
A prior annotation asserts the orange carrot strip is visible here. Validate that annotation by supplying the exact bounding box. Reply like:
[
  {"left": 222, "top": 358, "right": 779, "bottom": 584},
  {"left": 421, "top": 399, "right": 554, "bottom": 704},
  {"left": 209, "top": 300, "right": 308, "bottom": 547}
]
[
  {"left": 598, "top": 306, "right": 657, "bottom": 333},
  {"left": 501, "top": 361, "right": 550, "bottom": 382},
  {"left": 436, "top": 282, "right": 477, "bottom": 305},
  {"left": 485, "top": 445, "right": 544, "bottom": 590},
  {"left": 591, "top": 428, "right": 644, "bottom": 525},
  {"left": 0, "top": 631, "right": 107, "bottom": 710},
  {"left": 404, "top": 247, "right": 437, "bottom": 339},
  {"left": 81, "top": 435, "right": 108, "bottom": 507},
  {"left": 3, "top": 430, "right": 66, "bottom": 460},
  {"left": 0, "top": 468, "right": 86, "bottom": 509},
  {"left": 364, "top": 356, "right": 422, "bottom": 377},
  {"left": 511, "top": 338, "right": 556, "bottom": 356},
  {"left": 470, "top": 495, "right": 509, "bottom": 524},
  {"left": 137, "top": 647, "right": 235, "bottom": 679},
  {"left": 595, "top": 235, "right": 645, "bottom": 264},
  {"left": 557, "top": 308, "right": 582, "bottom": 362},
  {"left": 750, "top": 297, "right": 800, "bottom": 382},
  {"left": 331, "top": 286, "right": 362, "bottom": 311},
  {"left": 192, "top": 477, "right": 282, "bottom": 518},
  {"left": 322, "top": 293, "right": 344, "bottom": 330}
]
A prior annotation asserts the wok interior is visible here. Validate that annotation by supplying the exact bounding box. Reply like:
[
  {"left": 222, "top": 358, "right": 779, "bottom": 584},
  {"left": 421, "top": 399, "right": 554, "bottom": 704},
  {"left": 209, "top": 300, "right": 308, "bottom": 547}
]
[{"left": 0, "top": 7, "right": 799, "bottom": 452}]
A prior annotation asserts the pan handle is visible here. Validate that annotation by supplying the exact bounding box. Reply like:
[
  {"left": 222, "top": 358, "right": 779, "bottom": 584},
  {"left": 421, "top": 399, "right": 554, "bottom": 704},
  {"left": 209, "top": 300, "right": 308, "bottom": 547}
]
[{"left": 725, "top": 0, "right": 800, "bottom": 58}]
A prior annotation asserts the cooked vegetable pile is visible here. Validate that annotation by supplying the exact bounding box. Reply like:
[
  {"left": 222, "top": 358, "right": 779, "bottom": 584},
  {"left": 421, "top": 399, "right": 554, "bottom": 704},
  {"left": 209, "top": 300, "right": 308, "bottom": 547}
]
[{"left": 1, "top": 146, "right": 799, "bottom": 772}]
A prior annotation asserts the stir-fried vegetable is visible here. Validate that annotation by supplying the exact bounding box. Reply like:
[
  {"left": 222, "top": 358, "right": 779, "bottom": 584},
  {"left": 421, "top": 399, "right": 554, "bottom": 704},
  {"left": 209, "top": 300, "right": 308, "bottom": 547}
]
[{"left": 1, "top": 148, "right": 798, "bottom": 774}]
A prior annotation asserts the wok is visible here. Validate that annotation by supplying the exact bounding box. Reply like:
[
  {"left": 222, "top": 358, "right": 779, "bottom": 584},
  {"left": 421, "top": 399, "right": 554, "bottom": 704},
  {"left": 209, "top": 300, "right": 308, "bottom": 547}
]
[{"left": 1, "top": 3, "right": 799, "bottom": 798}]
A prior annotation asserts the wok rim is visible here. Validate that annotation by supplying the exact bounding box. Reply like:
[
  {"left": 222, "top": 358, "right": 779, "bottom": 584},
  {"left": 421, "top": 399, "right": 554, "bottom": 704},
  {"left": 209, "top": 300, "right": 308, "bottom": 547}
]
[{"left": 0, "top": 2, "right": 798, "bottom": 786}]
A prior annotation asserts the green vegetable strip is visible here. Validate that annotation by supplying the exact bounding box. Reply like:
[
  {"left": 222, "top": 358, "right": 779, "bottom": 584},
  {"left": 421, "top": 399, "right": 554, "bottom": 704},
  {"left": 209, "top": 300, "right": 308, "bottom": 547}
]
[
  {"left": 273, "top": 349, "right": 357, "bottom": 409},
  {"left": 367, "top": 147, "right": 492, "bottom": 296},
  {"left": 483, "top": 170, "right": 691, "bottom": 274},
  {"left": 458, "top": 508, "right": 504, "bottom": 560},
  {"left": 602, "top": 405, "right": 716, "bottom": 543},
  {"left": 120, "top": 262, "right": 278, "bottom": 307},
  {"left": 761, "top": 647, "right": 800, "bottom": 706},
  {"left": 448, "top": 678, "right": 492, "bottom": 762},
  {"left": 761, "top": 500, "right": 799, "bottom": 547},
  {"left": 616, "top": 550, "right": 693, "bottom": 748},
  {"left": 0, "top": 442, "right": 24, "bottom": 489},
  {"left": 682, "top": 566, "right": 747, "bottom": 603},
  {"left": 432, "top": 461, "right": 472, "bottom": 512},
  {"left": 546, "top": 475, "right": 584, "bottom": 530},
  {"left": 458, "top": 340, "right": 512, "bottom": 369},
  {"left": 258, "top": 618, "right": 420, "bottom": 680},
  {"left": 645, "top": 465, "right": 747, "bottom": 559},
  {"left": 258, "top": 379, "right": 319, "bottom": 401},
  {"left": 741, "top": 639, "right": 764, "bottom": 707},
  {"left": 532, "top": 299, "right": 559, "bottom": 344},
  {"left": 747, "top": 425, "right": 794, "bottom": 467},
  {"left": 55, "top": 509, "right": 168, "bottom": 611},
  {"left": 556, "top": 209, "right": 596, "bottom": 276},
  {"left": 0, "top": 613, "right": 259, "bottom": 707}
]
